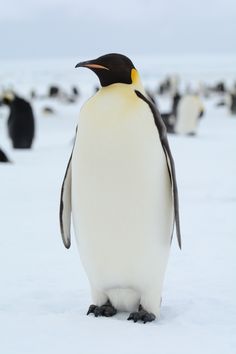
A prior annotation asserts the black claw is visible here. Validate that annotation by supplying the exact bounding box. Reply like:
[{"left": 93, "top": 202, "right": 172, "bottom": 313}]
[
  {"left": 127, "top": 306, "right": 156, "bottom": 324},
  {"left": 94, "top": 307, "right": 100, "bottom": 317},
  {"left": 87, "top": 301, "right": 117, "bottom": 318},
  {"left": 87, "top": 304, "right": 97, "bottom": 315},
  {"left": 142, "top": 313, "right": 156, "bottom": 323}
]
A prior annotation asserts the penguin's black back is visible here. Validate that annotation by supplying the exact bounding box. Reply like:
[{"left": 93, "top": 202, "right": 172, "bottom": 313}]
[
  {"left": 8, "top": 96, "right": 35, "bottom": 149},
  {"left": 230, "top": 93, "right": 236, "bottom": 114},
  {"left": 172, "top": 93, "right": 181, "bottom": 117},
  {"left": 0, "top": 148, "right": 10, "bottom": 163}
]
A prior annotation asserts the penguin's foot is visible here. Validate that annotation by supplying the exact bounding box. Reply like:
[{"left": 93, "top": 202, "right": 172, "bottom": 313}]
[
  {"left": 87, "top": 300, "right": 117, "bottom": 317},
  {"left": 127, "top": 305, "right": 156, "bottom": 324}
]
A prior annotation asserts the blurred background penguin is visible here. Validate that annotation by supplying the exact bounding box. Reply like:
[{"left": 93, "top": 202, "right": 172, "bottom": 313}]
[{"left": 1, "top": 91, "right": 35, "bottom": 149}]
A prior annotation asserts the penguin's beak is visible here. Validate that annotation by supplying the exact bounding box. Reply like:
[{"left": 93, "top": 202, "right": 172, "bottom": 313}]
[{"left": 75, "top": 60, "right": 109, "bottom": 71}]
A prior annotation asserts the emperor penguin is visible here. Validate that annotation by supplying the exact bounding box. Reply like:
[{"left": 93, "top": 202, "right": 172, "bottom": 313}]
[
  {"left": 174, "top": 94, "right": 204, "bottom": 136},
  {"left": 60, "top": 53, "right": 181, "bottom": 323},
  {"left": 226, "top": 88, "right": 236, "bottom": 115},
  {"left": 2, "top": 91, "right": 35, "bottom": 149}
]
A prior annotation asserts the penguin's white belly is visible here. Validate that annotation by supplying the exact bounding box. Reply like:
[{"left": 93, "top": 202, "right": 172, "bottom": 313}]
[
  {"left": 72, "top": 87, "right": 173, "bottom": 312},
  {"left": 175, "top": 96, "right": 200, "bottom": 134}
]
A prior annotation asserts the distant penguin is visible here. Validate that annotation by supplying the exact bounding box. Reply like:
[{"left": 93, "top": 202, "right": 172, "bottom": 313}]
[
  {"left": 48, "top": 86, "right": 60, "bottom": 98},
  {"left": 157, "top": 76, "right": 171, "bottom": 95},
  {"left": 0, "top": 148, "right": 10, "bottom": 163},
  {"left": 59, "top": 53, "right": 181, "bottom": 323},
  {"left": 72, "top": 86, "right": 79, "bottom": 97},
  {"left": 215, "top": 100, "right": 226, "bottom": 107},
  {"left": 42, "top": 106, "right": 55, "bottom": 115},
  {"left": 175, "top": 95, "right": 204, "bottom": 135},
  {"left": 169, "top": 75, "right": 180, "bottom": 96},
  {"left": 227, "top": 90, "right": 236, "bottom": 115},
  {"left": 3, "top": 92, "right": 35, "bottom": 149},
  {"left": 172, "top": 92, "right": 181, "bottom": 117},
  {"left": 161, "top": 92, "right": 182, "bottom": 133},
  {"left": 30, "top": 89, "right": 37, "bottom": 99},
  {"left": 215, "top": 81, "right": 226, "bottom": 94},
  {"left": 65, "top": 86, "right": 80, "bottom": 103}
]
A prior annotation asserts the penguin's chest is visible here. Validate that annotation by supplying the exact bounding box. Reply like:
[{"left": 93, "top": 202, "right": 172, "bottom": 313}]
[{"left": 72, "top": 89, "right": 172, "bottom": 285}]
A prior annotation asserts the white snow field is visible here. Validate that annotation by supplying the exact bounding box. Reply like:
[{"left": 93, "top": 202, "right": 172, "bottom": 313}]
[{"left": 0, "top": 55, "right": 236, "bottom": 354}]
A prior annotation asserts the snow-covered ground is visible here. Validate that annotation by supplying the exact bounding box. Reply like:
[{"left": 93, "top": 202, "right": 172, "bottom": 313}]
[{"left": 0, "top": 56, "right": 236, "bottom": 354}]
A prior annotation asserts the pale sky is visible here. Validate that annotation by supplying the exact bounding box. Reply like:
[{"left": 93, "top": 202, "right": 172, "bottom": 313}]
[{"left": 0, "top": 0, "right": 235, "bottom": 59}]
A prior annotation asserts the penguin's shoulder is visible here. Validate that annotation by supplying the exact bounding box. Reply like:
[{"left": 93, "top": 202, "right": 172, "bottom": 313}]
[
  {"left": 134, "top": 89, "right": 182, "bottom": 249},
  {"left": 134, "top": 90, "right": 167, "bottom": 139}
]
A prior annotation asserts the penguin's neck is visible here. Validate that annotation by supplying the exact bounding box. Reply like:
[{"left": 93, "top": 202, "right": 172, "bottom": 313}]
[
  {"left": 98, "top": 71, "right": 145, "bottom": 98},
  {"left": 130, "top": 68, "right": 145, "bottom": 93}
]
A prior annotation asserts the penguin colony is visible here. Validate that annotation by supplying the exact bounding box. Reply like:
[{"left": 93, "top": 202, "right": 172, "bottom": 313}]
[
  {"left": 60, "top": 53, "right": 181, "bottom": 323},
  {"left": 0, "top": 66, "right": 233, "bottom": 161},
  {"left": 0, "top": 85, "right": 80, "bottom": 158}
]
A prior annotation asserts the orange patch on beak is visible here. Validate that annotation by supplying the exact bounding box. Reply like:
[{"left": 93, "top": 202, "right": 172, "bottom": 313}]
[{"left": 84, "top": 64, "right": 109, "bottom": 70}]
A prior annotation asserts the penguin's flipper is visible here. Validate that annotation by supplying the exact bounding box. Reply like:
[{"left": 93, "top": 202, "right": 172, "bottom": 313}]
[
  {"left": 135, "top": 90, "right": 182, "bottom": 249},
  {"left": 59, "top": 128, "right": 78, "bottom": 248},
  {"left": 59, "top": 153, "right": 72, "bottom": 249}
]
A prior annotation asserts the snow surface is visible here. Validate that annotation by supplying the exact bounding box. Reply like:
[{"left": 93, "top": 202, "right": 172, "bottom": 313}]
[{"left": 0, "top": 56, "right": 236, "bottom": 354}]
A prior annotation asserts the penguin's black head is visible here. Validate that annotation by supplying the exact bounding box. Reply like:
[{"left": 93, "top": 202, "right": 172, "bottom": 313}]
[
  {"left": 75, "top": 53, "right": 136, "bottom": 87},
  {"left": 1, "top": 91, "right": 15, "bottom": 106}
]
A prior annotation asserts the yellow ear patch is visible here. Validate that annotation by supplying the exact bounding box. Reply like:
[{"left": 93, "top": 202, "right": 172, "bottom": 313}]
[
  {"left": 3, "top": 91, "right": 14, "bottom": 102},
  {"left": 131, "top": 68, "right": 139, "bottom": 84}
]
